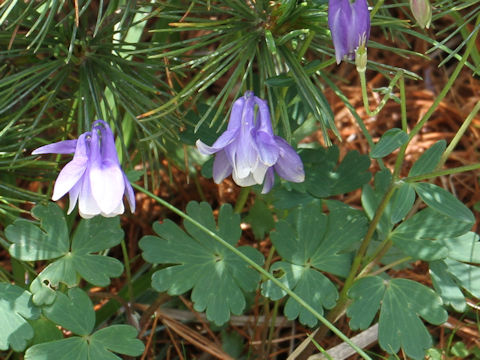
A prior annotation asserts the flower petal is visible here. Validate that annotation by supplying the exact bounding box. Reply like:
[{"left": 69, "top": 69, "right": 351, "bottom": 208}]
[
  {"left": 328, "top": 0, "right": 353, "bottom": 63},
  {"left": 273, "top": 137, "right": 305, "bottom": 183},
  {"left": 93, "top": 120, "right": 121, "bottom": 165},
  {"left": 51, "top": 134, "right": 89, "bottom": 201},
  {"left": 78, "top": 169, "right": 101, "bottom": 219},
  {"left": 254, "top": 130, "right": 279, "bottom": 166},
  {"left": 352, "top": 0, "right": 370, "bottom": 47},
  {"left": 262, "top": 168, "right": 275, "bottom": 194},
  {"left": 226, "top": 95, "right": 246, "bottom": 132},
  {"left": 32, "top": 139, "right": 78, "bottom": 155},
  {"left": 89, "top": 164, "right": 125, "bottom": 215},
  {"left": 212, "top": 150, "right": 233, "bottom": 184},
  {"left": 101, "top": 201, "right": 124, "bottom": 218},
  {"left": 67, "top": 181, "right": 81, "bottom": 214},
  {"left": 89, "top": 129, "right": 125, "bottom": 214},
  {"left": 251, "top": 161, "right": 269, "bottom": 184},
  {"left": 232, "top": 171, "right": 257, "bottom": 187},
  {"left": 232, "top": 137, "right": 258, "bottom": 179},
  {"left": 123, "top": 174, "right": 136, "bottom": 213},
  {"left": 196, "top": 129, "right": 237, "bottom": 155},
  {"left": 253, "top": 97, "right": 274, "bottom": 134}
]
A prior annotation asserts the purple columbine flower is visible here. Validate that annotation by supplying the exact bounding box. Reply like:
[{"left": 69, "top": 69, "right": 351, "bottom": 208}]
[
  {"left": 196, "top": 91, "right": 305, "bottom": 194},
  {"left": 33, "top": 120, "right": 135, "bottom": 218},
  {"left": 328, "top": 0, "right": 370, "bottom": 64}
]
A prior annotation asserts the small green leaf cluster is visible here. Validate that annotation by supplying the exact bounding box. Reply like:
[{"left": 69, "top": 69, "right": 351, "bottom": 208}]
[
  {"left": 140, "top": 201, "right": 264, "bottom": 326},
  {"left": 2, "top": 203, "right": 144, "bottom": 358}
]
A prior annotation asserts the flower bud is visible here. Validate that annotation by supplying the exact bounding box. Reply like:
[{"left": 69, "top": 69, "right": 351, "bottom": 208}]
[{"left": 410, "top": 0, "right": 432, "bottom": 29}]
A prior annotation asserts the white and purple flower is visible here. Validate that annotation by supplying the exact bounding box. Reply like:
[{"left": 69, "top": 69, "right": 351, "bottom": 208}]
[
  {"left": 33, "top": 120, "right": 135, "bottom": 218},
  {"left": 328, "top": 0, "right": 370, "bottom": 64},
  {"left": 196, "top": 91, "right": 304, "bottom": 194}
]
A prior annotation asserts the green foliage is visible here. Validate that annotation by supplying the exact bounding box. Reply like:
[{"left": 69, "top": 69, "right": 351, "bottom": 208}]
[
  {"left": 390, "top": 206, "right": 473, "bottom": 261},
  {"left": 430, "top": 232, "right": 480, "bottom": 312},
  {"left": 348, "top": 277, "right": 448, "bottom": 360},
  {"left": 408, "top": 140, "right": 446, "bottom": 177},
  {"left": 370, "top": 128, "right": 408, "bottom": 158},
  {"left": 413, "top": 182, "right": 475, "bottom": 223},
  {"left": 244, "top": 198, "right": 275, "bottom": 240},
  {"left": 5, "top": 203, "right": 124, "bottom": 305},
  {"left": 25, "top": 288, "right": 144, "bottom": 360},
  {"left": 302, "top": 146, "right": 371, "bottom": 198},
  {"left": 139, "top": 201, "right": 264, "bottom": 325},
  {"left": 0, "top": 283, "right": 40, "bottom": 351},
  {"left": 262, "top": 201, "right": 368, "bottom": 326}
]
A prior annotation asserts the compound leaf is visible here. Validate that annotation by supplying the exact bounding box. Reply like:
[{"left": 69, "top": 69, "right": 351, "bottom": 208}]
[
  {"left": 25, "top": 337, "right": 88, "bottom": 360},
  {"left": 6, "top": 203, "right": 69, "bottom": 261},
  {"left": 390, "top": 208, "right": 473, "bottom": 261},
  {"left": 262, "top": 201, "right": 367, "bottom": 326},
  {"left": 348, "top": 277, "right": 447, "bottom": 360},
  {"left": 0, "top": 283, "right": 40, "bottom": 352},
  {"left": 7, "top": 204, "right": 125, "bottom": 306},
  {"left": 139, "top": 201, "right": 264, "bottom": 325},
  {"left": 25, "top": 325, "right": 143, "bottom": 360},
  {"left": 302, "top": 146, "right": 371, "bottom": 198},
  {"left": 43, "top": 288, "right": 95, "bottom": 336},
  {"left": 26, "top": 289, "right": 144, "bottom": 360},
  {"left": 89, "top": 325, "right": 145, "bottom": 357},
  {"left": 430, "top": 232, "right": 480, "bottom": 312}
]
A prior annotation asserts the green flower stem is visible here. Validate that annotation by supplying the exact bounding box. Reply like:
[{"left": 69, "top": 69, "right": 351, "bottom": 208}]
[
  {"left": 405, "top": 163, "right": 480, "bottom": 182},
  {"left": 336, "top": 184, "right": 396, "bottom": 301},
  {"left": 234, "top": 187, "right": 251, "bottom": 214},
  {"left": 311, "top": 184, "right": 396, "bottom": 347},
  {"left": 120, "top": 238, "right": 134, "bottom": 302},
  {"left": 440, "top": 100, "right": 480, "bottom": 166},
  {"left": 132, "top": 183, "right": 372, "bottom": 360},
  {"left": 399, "top": 74, "right": 407, "bottom": 132},
  {"left": 359, "top": 69, "right": 403, "bottom": 117}
]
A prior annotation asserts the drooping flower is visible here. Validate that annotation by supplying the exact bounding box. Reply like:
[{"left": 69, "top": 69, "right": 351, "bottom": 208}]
[
  {"left": 33, "top": 120, "right": 135, "bottom": 218},
  {"left": 196, "top": 91, "right": 304, "bottom": 194},
  {"left": 410, "top": 0, "right": 431, "bottom": 29},
  {"left": 328, "top": 0, "right": 370, "bottom": 64}
]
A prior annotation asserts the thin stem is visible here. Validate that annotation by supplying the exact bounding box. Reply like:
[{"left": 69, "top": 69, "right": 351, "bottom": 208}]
[
  {"left": 132, "top": 184, "right": 372, "bottom": 360},
  {"left": 440, "top": 100, "right": 480, "bottom": 166},
  {"left": 338, "top": 185, "right": 396, "bottom": 299},
  {"left": 405, "top": 163, "right": 480, "bottom": 182},
  {"left": 266, "top": 300, "right": 280, "bottom": 356},
  {"left": 368, "top": 256, "right": 412, "bottom": 277},
  {"left": 120, "top": 238, "right": 134, "bottom": 302},
  {"left": 234, "top": 187, "right": 250, "bottom": 214},
  {"left": 359, "top": 70, "right": 403, "bottom": 117},
  {"left": 399, "top": 74, "right": 407, "bottom": 132}
]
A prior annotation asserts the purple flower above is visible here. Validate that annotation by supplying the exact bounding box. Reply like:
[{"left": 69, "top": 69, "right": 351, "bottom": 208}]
[
  {"left": 33, "top": 120, "right": 135, "bottom": 219},
  {"left": 328, "top": 0, "right": 370, "bottom": 64},
  {"left": 196, "top": 91, "right": 305, "bottom": 193}
]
